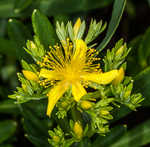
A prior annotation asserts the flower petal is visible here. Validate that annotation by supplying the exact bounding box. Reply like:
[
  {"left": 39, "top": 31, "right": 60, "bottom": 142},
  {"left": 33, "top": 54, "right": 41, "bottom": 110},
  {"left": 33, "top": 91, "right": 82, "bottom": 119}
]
[
  {"left": 112, "top": 67, "right": 124, "bottom": 85},
  {"left": 72, "top": 40, "right": 87, "bottom": 62},
  {"left": 46, "top": 81, "right": 69, "bottom": 116},
  {"left": 72, "top": 82, "right": 87, "bottom": 102},
  {"left": 82, "top": 70, "right": 119, "bottom": 85},
  {"left": 39, "top": 68, "right": 59, "bottom": 80},
  {"left": 22, "top": 70, "right": 39, "bottom": 81}
]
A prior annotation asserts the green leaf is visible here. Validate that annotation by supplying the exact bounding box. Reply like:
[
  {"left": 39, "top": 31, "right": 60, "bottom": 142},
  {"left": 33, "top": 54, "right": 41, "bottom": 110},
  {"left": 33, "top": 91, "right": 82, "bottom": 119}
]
[
  {"left": 0, "top": 120, "right": 17, "bottom": 144},
  {"left": 0, "top": 100, "right": 19, "bottom": 114},
  {"left": 25, "top": 134, "right": 50, "bottom": 147},
  {"left": 127, "top": 35, "right": 143, "bottom": 75},
  {"left": 0, "top": 38, "right": 16, "bottom": 56},
  {"left": 138, "top": 27, "right": 150, "bottom": 68},
  {"left": 96, "top": 0, "right": 126, "bottom": 51},
  {"left": 110, "top": 119, "right": 150, "bottom": 147},
  {"left": 134, "top": 67, "right": 150, "bottom": 106},
  {"left": 0, "top": 19, "right": 7, "bottom": 37},
  {"left": 112, "top": 105, "right": 131, "bottom": 122},
  {"left": 8, "top": 19, "right": 32, "bottom": 60},
  {"left": 32, "top": 9, "right": 57, "bottom": 49},
  {"left": 21, "top": 101, "right": 49, "bottom": 147},
  {"left": 0, "top": 0, "right": 18, "bottom": 18},
  {"left": 39, "top": 0, "right": 113, "bottom": 16},
  {"left": 93, "top": 125, "right": 127, "bottom": 147},
  {"left": 14, "top": 0, "right": 33, "bottom": 13},
  {"left": 128, "top": 27, "right": 150, "bottom": 71},
  {"left": 0, "top": 0, "right": 36, "bottom": 18}
]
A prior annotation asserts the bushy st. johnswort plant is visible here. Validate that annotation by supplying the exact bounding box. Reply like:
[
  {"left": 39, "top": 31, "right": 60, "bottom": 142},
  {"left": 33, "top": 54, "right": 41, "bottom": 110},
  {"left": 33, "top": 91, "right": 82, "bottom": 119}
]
[{"left": 9, "top": 9, "right": 144, "bottom": 146}]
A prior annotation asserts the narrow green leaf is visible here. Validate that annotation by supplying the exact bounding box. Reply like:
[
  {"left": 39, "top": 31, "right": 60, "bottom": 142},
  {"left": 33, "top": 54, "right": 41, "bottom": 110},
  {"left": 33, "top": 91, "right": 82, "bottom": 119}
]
[
  {"left": 93, "top": 125, "right": 127, "bottom": 147},
  {"left": 0, "top": 120, "right": 17, "bottom": 144},
  {"left": 39, "top": 0, "right": 113, "bottom": 16},
  {"left": 96, "top": 0, "right": 126, "bottom": 51},
  {"left": 32, "top": 9, "right": 57, "bottom": 49},
  {"left": 8, "top": 19, "right": 32, "bottom": 60},
  {"left": 134, "top": 67, "right": 150, "bottom": 106},
  {"left": 110, "top": 120, "right": 150, "bottom": 147}
]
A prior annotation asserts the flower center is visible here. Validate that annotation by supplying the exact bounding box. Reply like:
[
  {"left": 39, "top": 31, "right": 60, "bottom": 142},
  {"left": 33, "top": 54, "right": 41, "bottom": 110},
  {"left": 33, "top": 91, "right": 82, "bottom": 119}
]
[{"left": 61, "top": 64, "right": 81, "bottom": 83}]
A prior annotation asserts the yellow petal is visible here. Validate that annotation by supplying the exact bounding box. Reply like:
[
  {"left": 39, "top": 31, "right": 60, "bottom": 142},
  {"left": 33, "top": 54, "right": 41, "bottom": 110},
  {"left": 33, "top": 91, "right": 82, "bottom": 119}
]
[
  {"left": 113, "top": 67, "right": 124, "bottom": 85},
  {"left": 72, "top": 39, "right": 87, "bottom": 62},
  {"left": 82, "top": 70, "right": 119, "bottom": 84},
  {"left": 22, "top": 70, "right": 39, "bottom": 81},
  {"left": 39, "top": 68, "right": 59, "bottom": 80},
  {"left": 73, "top": 18, "right": 81, "bottom": 38},
  {"left": 46, "top": 81, "right": 69, "bottom": 116},
  {"left": 72, "top": 82, "right": 87, "bottom": 102}
]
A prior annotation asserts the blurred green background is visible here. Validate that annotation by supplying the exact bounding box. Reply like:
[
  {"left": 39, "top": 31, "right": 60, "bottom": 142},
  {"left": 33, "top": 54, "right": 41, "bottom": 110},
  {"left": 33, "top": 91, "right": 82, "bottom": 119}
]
[{"left": 1, "top": 0, "right": 150, "bottom": 146}]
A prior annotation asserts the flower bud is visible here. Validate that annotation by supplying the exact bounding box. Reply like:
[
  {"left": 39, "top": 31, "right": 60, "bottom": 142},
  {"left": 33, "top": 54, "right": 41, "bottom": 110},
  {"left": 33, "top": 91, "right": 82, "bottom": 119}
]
[
  {"left": 52, "top": 136, "right": 60, "bottom": 143},
  {"left": 30, "top": 41, "right": 37, "bottom": 49},
  {"left": 124, "top": 90, "right": 131, "bottom": 98},
  {"left": 73, "top": 121, "right": 83, "bottom": 139},
  {"left": 61, "top": 101, "right": 68, "bottom": 108},
  {"left": 116, "top": 45, "right": 125, "bottom": 57},
  {"left": 100, "top": 110, "right": 110, "bottom": 115},
  {"left": 22, "top": 70, "right": 39, "bottom": 81},
  {"left": 81, "top": 100, "right": 92, "bottom": 110},
  {"left": 73, "top": 18, "right": 81, "bottom": 38},
  {"left": 21, "top": 84, "right": 27, "bottom": 91}
]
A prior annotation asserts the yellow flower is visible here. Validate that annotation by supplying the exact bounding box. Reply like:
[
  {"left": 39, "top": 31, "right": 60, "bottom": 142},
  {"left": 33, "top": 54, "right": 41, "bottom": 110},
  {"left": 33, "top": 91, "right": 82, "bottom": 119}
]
[
  {"left": 73, "top": 121, "right": 83, "bottom": 139},
  {"left": 38, "top": 39, "right": 119, "bottom": 116},
  {"left": 22, "top": 70, "right": 39, "bottom": 81}
]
